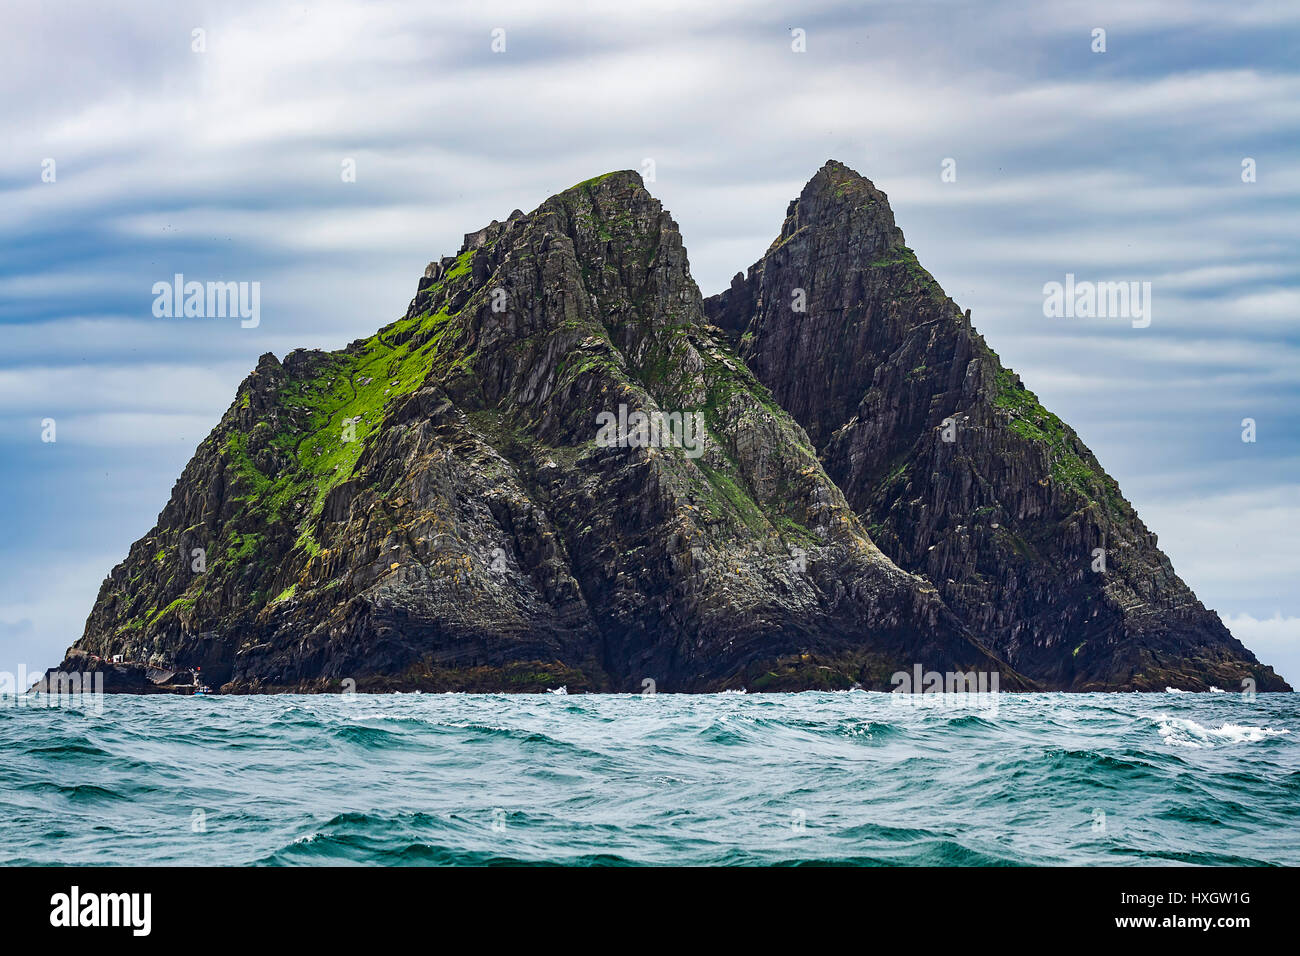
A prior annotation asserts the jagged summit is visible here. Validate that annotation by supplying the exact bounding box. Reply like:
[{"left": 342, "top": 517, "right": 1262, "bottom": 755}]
[
  {"left": 706, "top": 161, "right": 1288, "bottom": 692},
  {"left": 789, "top": 159, "right": 899, "bottom": 231},
  {"left": 48, "top": 164, "right": 1286, "bottom": 693}
]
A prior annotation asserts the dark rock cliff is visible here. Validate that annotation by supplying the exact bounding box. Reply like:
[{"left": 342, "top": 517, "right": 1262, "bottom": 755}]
[
  {"left": 60, "top": 169, "right": 1033, "bottom": 693},
  {"left": 704, "top": 160, "right": 1288, "bottom": 692}
]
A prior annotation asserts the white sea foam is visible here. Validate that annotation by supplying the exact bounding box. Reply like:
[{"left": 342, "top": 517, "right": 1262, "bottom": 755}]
[{"left": 1154, "top": 714, "right": 1290, "bottom": 748}]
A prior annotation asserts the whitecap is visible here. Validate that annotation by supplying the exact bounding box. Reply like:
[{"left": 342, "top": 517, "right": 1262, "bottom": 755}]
[{"left": 1154, "top": 714, "right": 1290, "bottom": 749}]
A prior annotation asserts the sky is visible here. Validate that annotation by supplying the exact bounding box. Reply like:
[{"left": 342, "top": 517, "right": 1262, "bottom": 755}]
[{"left": 1, "top": 0, "right": 1298, "bottom": 685}]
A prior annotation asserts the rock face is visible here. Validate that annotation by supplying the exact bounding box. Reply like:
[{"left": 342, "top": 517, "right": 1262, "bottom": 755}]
[
  {"left": 62, "top": 169, "right": 1031, "bottom": 693},
  {"left": 55, "top": 163, "right": 1285, "bottom": 693},
  {"left": 705, "top": 159, "right": 1289, "bottom": 692}
]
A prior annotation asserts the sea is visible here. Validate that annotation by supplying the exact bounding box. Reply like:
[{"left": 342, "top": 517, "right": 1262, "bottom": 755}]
[{"left": 1, "top": 690, "right": 1296, "bottom": 866}]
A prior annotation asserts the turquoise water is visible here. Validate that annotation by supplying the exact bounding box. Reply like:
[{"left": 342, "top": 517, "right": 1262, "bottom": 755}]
[{"left": 1, "top": 691, "right": 1296, "bottom": 865}]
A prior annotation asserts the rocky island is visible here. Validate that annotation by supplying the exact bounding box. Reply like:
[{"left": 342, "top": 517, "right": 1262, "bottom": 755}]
[{"left": 42, "top": 161, "right": 1289, "bottom": 694}]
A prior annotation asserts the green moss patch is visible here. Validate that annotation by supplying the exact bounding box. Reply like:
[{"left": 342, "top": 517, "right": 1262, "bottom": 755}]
[{"left": 992, "top": 367, "right": 1123, "bottom": 513}]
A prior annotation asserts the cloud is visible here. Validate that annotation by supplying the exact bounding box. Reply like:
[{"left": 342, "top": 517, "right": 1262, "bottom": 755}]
[
  {"left": 0, "top": 553, "right": 117, "bottom": 678},
  {"left": 1136, "top": 485, "right": 1300, "bottom": 609},
  {"left": 0, "top": 618, "right": 34, "bottom": 640},
  {"left": 0, "top": 0, "right": 1297, "bottom": 675},
  {"left": 1223, "top": 613, "right": 1300, "bottom": 687}
]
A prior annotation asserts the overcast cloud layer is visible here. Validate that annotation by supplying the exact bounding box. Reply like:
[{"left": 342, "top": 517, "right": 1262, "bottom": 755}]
[{"left": 2, "top": 0, "right": 1298, "bottom": 684}]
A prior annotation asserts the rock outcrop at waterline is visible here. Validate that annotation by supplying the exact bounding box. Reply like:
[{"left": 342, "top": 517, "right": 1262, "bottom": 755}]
[
  {"left": 49, "top": 164, "right": 1286, "bottom": 693},
  {"left": 705, "top": 160, "right": 1289, "bottom": 692}
]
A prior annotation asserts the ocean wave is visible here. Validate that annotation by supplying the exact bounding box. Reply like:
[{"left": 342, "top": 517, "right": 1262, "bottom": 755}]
[
  {"left": 21, "top": 742, "right": 113, "bottom": 758},
  {"left": 1153, "top": 715, "right": 1290, "bottom": 749},
  {"left": 1, "top": 692, "right": 1296, "bottom": 865}
]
